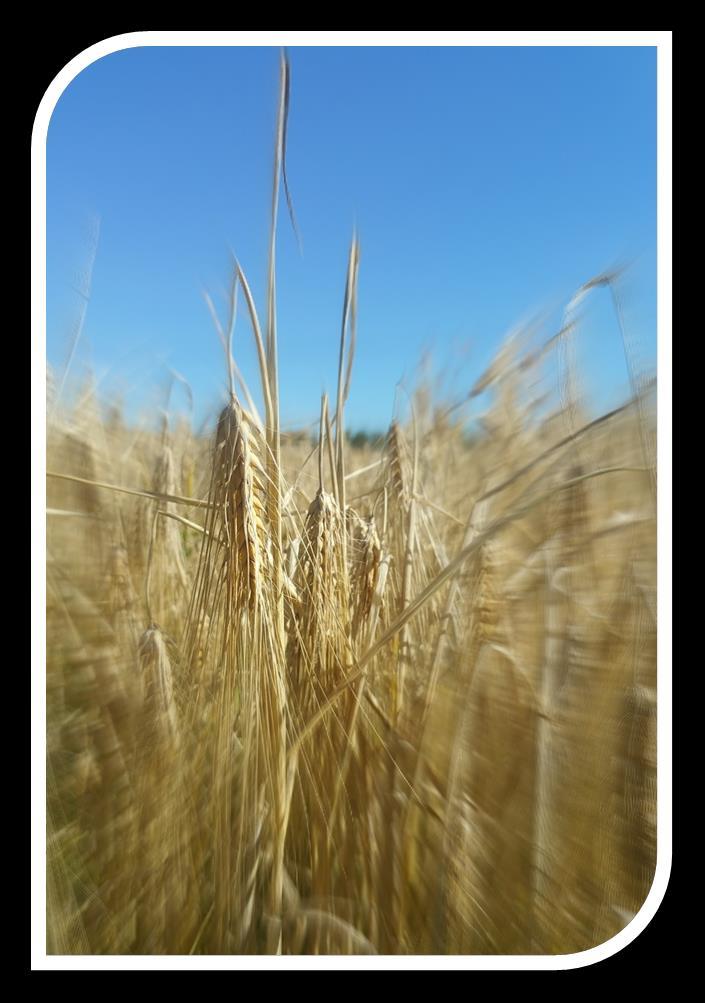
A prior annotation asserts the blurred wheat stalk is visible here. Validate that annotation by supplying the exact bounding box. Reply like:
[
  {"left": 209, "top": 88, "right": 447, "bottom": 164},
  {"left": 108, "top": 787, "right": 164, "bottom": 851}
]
[{"left": 45, "top": 54, "right": 656, "bottom": 956}]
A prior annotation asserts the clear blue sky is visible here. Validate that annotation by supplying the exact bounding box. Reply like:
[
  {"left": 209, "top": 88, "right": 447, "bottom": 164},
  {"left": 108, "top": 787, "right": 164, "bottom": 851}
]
[{"left": 46, "top": 45, "right": 657, "bottom": 432}]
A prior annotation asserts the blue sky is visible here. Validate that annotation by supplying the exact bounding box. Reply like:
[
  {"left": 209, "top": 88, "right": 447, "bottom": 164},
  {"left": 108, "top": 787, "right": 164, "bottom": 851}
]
[{"left": 46, "top": 45, "right": 657, "bottom": 432}]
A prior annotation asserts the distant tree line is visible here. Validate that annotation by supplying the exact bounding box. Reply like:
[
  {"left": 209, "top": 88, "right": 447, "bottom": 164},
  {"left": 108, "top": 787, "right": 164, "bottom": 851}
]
[{"left": 282, "top": 425, "right": 483, "bottom": 451}]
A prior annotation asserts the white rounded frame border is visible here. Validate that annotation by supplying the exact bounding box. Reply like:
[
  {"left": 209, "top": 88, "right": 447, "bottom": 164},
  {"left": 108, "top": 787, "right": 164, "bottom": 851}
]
[{"left": 31, "top": 29, "right": 673, "bottom": 971}]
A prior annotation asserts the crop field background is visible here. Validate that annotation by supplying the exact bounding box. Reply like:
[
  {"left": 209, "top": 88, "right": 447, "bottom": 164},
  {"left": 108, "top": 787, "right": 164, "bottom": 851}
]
[{"left": 42, "top": 45, "right": 660, "bottom": 959}]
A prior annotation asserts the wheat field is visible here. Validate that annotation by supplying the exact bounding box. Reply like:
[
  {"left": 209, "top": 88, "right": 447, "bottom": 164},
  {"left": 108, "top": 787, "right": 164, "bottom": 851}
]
[{"left": 44, "top": 55, "right": 657, "bottom": 958}]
